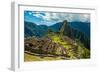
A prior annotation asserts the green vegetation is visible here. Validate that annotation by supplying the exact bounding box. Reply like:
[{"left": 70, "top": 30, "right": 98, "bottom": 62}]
[
  {"left": 24, "top": 20, "right": 90, "bottom": 61},
  {"left": 24, "top": 52, "right": 64, "bottom": 62},
  {"left": 51, "top": 35, "right": 71, "bottom": 49},
  {"left": 24, "top": 53, "right": 43, "bottom": 61}
]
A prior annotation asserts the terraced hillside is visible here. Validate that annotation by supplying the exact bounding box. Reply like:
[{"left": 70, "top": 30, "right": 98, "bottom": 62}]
[
  {"left": 24, "top": 35, "right": 90, "bottom": 61},
  {"left": 24, "top": 20, "right": 90, "bottom": 61}
]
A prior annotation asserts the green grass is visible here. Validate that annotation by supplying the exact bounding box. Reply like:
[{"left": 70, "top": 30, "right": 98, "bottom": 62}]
[
  {"left": 24, "top": 53, "right": 43, "bottom": 61},
  {"left": 51, "top": 35, "right": 71, "bottom": 49},
  {"left": 24, "top": 53, "right": 63, "bottom": 62}
]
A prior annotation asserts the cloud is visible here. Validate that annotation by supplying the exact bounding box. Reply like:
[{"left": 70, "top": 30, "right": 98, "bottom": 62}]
[
  {"left": 30, "top": 11, "right": 90, "bottom": 22},
  {"left": 71, "top": 14, "right": 90, "bottom": 22}
]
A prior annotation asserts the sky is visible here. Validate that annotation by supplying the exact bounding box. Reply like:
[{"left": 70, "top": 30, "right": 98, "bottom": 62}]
[{"left": 24, "top": 10, "right": 90, "bottom": 26}]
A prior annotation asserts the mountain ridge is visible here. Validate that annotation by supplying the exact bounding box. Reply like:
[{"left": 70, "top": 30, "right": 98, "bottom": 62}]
[{"left": 24, "top": 20, "right": 90, "bottom": 49}]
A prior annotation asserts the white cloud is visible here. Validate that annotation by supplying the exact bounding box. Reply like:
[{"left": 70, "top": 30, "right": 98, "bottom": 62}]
[
  {"left": 71, "top": 14, "right": 90, "bottom": 22},
  {"left": 33, "top": 14, "right": 42, "bottom": 18},
  {"left": 31, "top": 11, "right": 90, "bottom": 22},
  {"left": 42, "top": 13, "right": 52, "bottom": 21}
]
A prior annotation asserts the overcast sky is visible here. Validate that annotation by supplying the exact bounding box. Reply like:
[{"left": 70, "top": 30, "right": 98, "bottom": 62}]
[{"left": 24, "top": 10, "right": 90, "bottom": 26}]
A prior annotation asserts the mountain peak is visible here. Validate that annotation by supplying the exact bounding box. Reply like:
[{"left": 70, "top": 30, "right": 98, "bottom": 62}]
[
  {"left": 59, "top": 20, "right": 69, "bottom": 36},
  {"left": 63, "top": 20, "right": 68, "bottom": 23}
]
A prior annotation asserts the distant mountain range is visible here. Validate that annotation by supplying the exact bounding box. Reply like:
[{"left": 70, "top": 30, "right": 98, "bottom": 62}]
[
  {"left": 24, "top": 21, "right": 90, "bottom": 37},
  {"left": 24, "top": 21, "right": 48, "bottom": 37},
  {"left": 24, "top": 20, "right": 90, "bottom": 49}
]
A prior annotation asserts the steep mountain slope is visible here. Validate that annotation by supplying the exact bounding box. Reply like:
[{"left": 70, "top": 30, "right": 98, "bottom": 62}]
[
  {"left": 63, "top": 21, "right": 90, "bottom": 49},
  {"left": 24, "top": 21, "right": 48, "bottom": 38},
  {"left": 50, "top": 22, "right": 90, "bottom": 37},
  {"left": 69, "top": 22, "right": 90, "bottom": 37},
  {"left": 50, "top": 20, "right": 90, "bottom": 49},
  {"left": 24, "top": 20, "right": 90, "bottom": 61}
]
